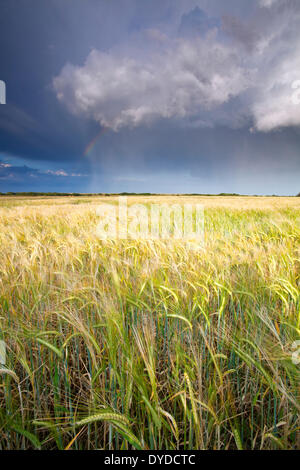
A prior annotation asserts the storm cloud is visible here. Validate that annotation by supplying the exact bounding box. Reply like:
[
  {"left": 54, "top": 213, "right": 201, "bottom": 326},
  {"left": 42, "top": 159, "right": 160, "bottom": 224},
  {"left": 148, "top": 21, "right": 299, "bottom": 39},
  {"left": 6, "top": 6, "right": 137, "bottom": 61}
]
[
  {"left": 54, "top": 0, "right": 300, "bottom": 132},
  {"left": 1, "top": 0, "right": 300, "bottom": 194}
]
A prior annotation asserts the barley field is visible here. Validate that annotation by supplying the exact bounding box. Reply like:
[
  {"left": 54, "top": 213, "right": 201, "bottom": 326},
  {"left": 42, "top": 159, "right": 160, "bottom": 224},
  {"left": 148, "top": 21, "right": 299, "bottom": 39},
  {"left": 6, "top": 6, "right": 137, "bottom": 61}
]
[{"left": 0, "top": 195, "right": 299, "bottom": 450}]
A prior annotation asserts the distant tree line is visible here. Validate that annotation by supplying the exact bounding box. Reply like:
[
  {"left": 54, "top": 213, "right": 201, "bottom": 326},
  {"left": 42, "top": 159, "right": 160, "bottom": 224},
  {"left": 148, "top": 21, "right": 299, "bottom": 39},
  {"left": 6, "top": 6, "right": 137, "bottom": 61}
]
[{"left": 0, "top": 192, "right": 297, "bottom": 197}]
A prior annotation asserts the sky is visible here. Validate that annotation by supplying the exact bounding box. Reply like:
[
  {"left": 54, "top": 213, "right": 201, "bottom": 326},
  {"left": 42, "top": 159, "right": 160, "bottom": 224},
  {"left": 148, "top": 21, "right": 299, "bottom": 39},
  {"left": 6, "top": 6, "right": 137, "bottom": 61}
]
[{"left": 0, "top": 0, "right": 300, "bottom": 195}]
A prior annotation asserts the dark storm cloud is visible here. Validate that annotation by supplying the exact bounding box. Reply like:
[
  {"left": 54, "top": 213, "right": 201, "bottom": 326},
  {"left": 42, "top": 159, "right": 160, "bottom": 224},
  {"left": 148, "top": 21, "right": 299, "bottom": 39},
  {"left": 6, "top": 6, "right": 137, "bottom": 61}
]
[
  {"left": 0, "top": 0, "right": 91, "bottom": 165},
  {"left": 179, "top": 7, "right": 220, "bottom": 37},
  {"left": 221, "top": 15, "right": 259, "bottom": 51},
  {"left": 0, "top": 0, "right": 203, "bottom": 165},
  {"left": 0, "top": 0, "right": 300, "bottom": 194},
  {"left": 54, "top": 0, "right": 300, "bottom": 132}
]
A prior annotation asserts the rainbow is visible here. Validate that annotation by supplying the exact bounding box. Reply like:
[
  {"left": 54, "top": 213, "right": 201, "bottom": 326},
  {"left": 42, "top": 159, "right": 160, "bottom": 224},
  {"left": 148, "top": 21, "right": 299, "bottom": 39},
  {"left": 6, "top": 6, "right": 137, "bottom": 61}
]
[{"left": 84, "top": 127, "right": 109, "bottom": 156}]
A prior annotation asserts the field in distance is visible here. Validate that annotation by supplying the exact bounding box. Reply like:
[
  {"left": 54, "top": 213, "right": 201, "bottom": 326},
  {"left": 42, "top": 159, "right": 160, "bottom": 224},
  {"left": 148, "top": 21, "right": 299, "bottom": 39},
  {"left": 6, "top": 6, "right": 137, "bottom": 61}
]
[{"left": 0, "top": 195, "right": 299, "bottom": 450}]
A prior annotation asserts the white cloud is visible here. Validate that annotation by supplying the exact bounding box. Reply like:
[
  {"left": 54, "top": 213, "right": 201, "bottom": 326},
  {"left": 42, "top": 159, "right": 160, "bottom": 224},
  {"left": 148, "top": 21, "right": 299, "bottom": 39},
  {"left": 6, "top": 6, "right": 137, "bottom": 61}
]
[
  {"left": 54, "top": 34, "right": 252, "bottom": 131},
  {"left": 44, "top": 169, "right": 87, "bottom": 177},
  {"left": 45, "top": 169, "right": 68, "bottom": 176},
  {"left": 249, "top": 1, "right": 300, "bottom": 131},
  {"left": 259, "top": 0, "right": 279, "bottom": 8},
  {"left": 251, "top": 55, "right": 300, "bottom": 131},
  {"left": 53, "top": 0, "right": 300, "bottom": 133}
]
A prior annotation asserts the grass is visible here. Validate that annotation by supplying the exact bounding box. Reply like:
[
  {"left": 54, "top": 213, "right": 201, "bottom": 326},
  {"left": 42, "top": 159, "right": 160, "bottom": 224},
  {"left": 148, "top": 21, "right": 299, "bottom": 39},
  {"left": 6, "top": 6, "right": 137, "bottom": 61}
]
[{"left": 0, "top": 196, "right": 299, "bottom": 450}]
